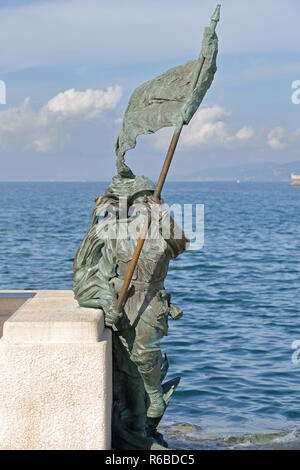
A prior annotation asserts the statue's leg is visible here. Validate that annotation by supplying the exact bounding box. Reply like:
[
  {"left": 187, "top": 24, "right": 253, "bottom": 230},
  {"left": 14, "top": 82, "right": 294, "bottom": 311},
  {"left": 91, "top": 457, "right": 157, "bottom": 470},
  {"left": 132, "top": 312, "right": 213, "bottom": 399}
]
[
  {"left": 112, "top": 328, "right": 146, "bottom": 435},
  {"left": 131, "top": 317, "right": 167, "bottom": 418}
]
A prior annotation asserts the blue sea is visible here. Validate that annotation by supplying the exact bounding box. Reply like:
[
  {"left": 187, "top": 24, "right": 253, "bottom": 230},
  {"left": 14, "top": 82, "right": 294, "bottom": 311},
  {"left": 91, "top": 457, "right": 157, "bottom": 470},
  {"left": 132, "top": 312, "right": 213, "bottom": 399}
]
[{"left": 0, "top": 181, "right": 300, "bottom": 450}]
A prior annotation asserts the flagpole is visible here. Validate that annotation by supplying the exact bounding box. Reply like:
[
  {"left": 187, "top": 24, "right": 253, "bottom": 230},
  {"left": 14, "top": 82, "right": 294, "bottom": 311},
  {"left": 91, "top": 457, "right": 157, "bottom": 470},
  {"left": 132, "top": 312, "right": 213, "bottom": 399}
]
[
  {"left": 115, "top": 122, "right": 184, "bottom": 313},
  {"left": 115, "top": 5, "right": 220, "bottom": 314}
]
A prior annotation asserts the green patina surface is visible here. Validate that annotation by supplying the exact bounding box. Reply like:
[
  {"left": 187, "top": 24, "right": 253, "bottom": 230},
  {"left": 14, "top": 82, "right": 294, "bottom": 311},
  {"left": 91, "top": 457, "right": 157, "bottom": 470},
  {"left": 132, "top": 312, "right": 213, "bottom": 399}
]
[
  {"left": 73, "top": 5, "right": 220, "bottom": 450},
  {"left": 115, "top": 5, "right": 220, "bottom": 177}
]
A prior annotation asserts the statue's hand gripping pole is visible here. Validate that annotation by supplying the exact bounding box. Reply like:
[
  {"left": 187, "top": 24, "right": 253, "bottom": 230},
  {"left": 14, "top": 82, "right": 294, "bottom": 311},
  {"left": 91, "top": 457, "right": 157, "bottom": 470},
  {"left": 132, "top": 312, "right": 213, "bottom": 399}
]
[{"left": 115, "top": 5, "right": 221, "bottom": 315}]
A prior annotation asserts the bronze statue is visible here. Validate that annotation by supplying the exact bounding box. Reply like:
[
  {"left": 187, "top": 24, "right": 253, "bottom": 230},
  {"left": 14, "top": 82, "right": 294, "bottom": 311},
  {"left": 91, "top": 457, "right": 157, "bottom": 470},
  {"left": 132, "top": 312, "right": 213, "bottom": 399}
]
[
  {"left": 73, "top": 5, "right": 220, "bottom": 449},
  {"left": 74, "top": 174, "right": 187, "bottom": 448}
]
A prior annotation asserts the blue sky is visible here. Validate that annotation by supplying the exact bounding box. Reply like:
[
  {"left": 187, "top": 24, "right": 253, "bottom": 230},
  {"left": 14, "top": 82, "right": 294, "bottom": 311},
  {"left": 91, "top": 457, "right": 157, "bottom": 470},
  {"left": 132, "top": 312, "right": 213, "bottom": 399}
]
[{"left": 0, "top": 0, "right": 300, "bottom": 181}]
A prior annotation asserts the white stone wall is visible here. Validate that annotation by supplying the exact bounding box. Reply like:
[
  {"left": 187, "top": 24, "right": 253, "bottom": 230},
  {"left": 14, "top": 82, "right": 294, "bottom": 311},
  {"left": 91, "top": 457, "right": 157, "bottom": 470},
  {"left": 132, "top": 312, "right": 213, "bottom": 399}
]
[{"left": 0, "top": 290, "right": 112, "bottom": 450}]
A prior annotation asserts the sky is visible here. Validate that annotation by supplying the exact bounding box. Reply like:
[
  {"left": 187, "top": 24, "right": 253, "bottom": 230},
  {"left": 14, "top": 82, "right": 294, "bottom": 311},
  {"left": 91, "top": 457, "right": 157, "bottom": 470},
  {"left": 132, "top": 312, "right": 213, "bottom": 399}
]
[{"left": 0, "top": 0, "right": 300, "bottom": 181}]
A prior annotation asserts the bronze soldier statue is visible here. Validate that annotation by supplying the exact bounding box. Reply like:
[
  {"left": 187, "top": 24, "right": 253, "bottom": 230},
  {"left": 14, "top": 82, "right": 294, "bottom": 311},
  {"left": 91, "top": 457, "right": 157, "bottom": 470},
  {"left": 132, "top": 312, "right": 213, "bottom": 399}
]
[
  {"left": 73, "top": 173, "right": 188, "bottom": 448},
  {"left": 73, "top": 5, "right": 220, "bottom": 449}
]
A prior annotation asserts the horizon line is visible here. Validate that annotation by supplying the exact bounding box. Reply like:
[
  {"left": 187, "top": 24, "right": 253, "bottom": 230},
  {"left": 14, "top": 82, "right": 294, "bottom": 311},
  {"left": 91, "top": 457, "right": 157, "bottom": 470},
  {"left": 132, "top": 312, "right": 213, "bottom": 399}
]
[{"left": 0, "top": 179, "right": 291, "bottom": 183}]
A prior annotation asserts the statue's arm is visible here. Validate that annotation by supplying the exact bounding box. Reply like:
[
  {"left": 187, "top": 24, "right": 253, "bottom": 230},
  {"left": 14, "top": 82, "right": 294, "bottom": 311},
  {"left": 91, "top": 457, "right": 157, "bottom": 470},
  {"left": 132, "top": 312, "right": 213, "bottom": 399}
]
[
  {"left": 155, "top": 200, "right": 189, "bottom": 258},
  {"left": 97, "top": 239, "right": 124, "bottom": 328},
  {"left": 166, "top": 215, "right": 189, "bottom": 258},
  {"left": 96, "top": 238, "right": 118, "bottom": 314}
]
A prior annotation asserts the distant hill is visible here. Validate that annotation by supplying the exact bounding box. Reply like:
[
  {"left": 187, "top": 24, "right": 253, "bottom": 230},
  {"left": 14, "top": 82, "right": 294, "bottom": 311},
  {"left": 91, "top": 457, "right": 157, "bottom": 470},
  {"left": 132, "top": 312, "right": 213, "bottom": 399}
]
[{"left": 192, "top": 161, "right": 300, "bottom": 182}]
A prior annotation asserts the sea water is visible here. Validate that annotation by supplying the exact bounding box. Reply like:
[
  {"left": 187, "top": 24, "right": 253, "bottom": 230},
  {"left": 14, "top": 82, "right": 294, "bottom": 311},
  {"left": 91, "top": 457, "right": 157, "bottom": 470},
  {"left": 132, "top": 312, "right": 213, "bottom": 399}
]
[{"left": 0, "top": 181, "right": 299, "bottom": 450}]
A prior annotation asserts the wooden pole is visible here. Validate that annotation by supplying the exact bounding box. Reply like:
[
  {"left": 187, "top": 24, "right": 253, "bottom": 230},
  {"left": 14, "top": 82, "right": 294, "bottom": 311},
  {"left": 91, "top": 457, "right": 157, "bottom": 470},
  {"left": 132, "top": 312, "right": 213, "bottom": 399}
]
[{"left": 116, "top": 123, "right": 183, "bottom": 312}]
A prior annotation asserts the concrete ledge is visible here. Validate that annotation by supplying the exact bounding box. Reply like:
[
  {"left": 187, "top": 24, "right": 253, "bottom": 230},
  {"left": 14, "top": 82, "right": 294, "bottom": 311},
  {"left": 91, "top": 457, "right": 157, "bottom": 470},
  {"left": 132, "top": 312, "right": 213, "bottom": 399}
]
[
  {"left": 2, "top": 291, "right": 104, "bottom": 344},
  {"left": 0, "top": 290, "right": 112, "bottom": 450},
  {"left": 0, "top": 292, "right": 36, "bottom": 338}
]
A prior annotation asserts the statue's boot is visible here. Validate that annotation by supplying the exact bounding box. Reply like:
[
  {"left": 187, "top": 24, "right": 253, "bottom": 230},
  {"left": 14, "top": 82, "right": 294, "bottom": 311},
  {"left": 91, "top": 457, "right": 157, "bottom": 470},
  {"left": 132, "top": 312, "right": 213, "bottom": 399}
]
[
  {"left": 146, "top": 388, "right": 165, "bottom": 419},
  {"left": 138, "top": 363, "right": 165, "bottom": 418}
]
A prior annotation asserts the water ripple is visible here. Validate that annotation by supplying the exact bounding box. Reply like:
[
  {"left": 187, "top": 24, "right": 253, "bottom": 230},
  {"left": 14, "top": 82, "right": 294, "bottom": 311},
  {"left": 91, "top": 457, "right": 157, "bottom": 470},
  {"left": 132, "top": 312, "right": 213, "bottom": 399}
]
[{"left": 0, "top": 181, "right": 299, "bottom": 448}]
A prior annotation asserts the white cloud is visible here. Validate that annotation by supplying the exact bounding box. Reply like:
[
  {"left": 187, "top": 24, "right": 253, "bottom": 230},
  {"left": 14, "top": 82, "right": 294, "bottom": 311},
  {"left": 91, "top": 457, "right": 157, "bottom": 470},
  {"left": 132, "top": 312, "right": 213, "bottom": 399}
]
[
  {"left": 235, "top": 126, "right": 255, "bottom": 141},
  {"left": 267, "top": 127, "right": 287, "bottom": 150},
  {"left": 46, "top": 86, "right": 121, "bottom": 120},
  {"left": 0, "top": 85, "right": 121, "bottom": 152},
  {"left": 267, "top": 125, "right": 300, "bottom": 151},
  {"left": 153, "top": 105, "right": 255, "bottom": 151}
]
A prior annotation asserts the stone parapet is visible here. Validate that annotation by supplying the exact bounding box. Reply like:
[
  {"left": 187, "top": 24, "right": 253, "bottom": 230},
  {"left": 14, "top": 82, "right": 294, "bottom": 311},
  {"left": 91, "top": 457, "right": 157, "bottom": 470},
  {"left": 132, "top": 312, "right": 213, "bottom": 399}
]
[{"left": 0, "top": 290, "right": 112, "bottom": 450}]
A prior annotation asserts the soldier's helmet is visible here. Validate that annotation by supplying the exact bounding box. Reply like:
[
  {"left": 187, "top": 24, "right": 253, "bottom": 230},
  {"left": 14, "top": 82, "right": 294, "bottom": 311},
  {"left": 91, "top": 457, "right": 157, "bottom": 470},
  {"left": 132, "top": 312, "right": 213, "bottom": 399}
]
[{"left": 105, "top": 175, "right": 155, "bottom": 199}]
